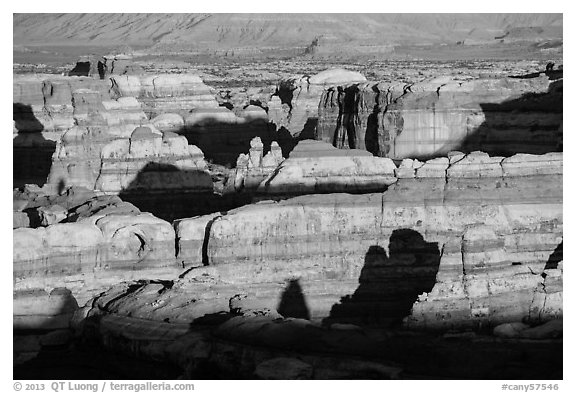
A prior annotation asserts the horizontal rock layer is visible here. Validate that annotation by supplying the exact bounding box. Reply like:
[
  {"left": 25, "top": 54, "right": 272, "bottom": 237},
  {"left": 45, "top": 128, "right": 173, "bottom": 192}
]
[
  {"left": 13, "top": 195, "right": 181, "bottom": 306},
  {"left": 96, "top": 152, "right": 563, "bottom": 330},
  {"left": 257, "top": 140, "right": 397, "bottom": 196},
  {"left": 316, "top": 75, "right": 562, "bottom": 159},
  {"left": 13, "top": 73, "right": 222, "bottom": 189}
]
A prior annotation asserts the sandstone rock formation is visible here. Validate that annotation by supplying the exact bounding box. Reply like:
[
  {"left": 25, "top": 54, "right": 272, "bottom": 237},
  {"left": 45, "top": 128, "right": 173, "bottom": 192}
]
[
  {"left": 83, "top": 151, "right": 562, "bottom": 331},
  {"left": 268, "top": 69, "right": 368, "bottom": 139},
  {"left": 232, "top": 137, "right": 284, "bottom": 192},
  {"left": 109, "top": 74, "right": 218, "bottom": 117},
  {"left": 181, "top": 106, "right": 276, "bottom": 166},
  {"left": 95, "top": 126, "right": 212, "bottom": 194},
  {"left": 47, "top": 96, "right": 149, "bottom": 190},
  {"left": 68, "top": 56, "right": 101, "bottom": 78},
  {"left": 13, "top": 139, "right": 562, "bottom": 379},
  {"left": 13, "top": 188, "right": 181, "bottom": 306},
  {"left": 101, "top": 54, "right": 143, "bottom": 77},
  {"left": 316, "top": 74, "right": 562, "bottom": 159},
  {"left": 13, "top": 75, "right": 110, "bottom": 187},
  {"left": 71, "top": 148, "right": 561, "bottom": 379},
  {"left": 257, "top": 140, "right": 396, "bottom": 197}
]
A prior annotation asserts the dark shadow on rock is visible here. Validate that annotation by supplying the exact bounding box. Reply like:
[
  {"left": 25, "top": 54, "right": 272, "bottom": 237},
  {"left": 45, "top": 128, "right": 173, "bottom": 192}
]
[
  {"left": 68, "top": 61, "right": 91, "bottom": 77},
  {"left": 276, "top": 126, "right": 298, "bottom": 158},
  {"left": 318, "top": 70, "right": 561, "bottom": 160},
  {"left": 545, "top": 242, "right": 563, "bottom": 270},
  {"left": 277, "top": 279, "right": 311, "bottom": 320},
  {"left": 177, "top": 118, "right": 278, "bottom": 167},
  {"left": 299, "top": 117, "right": 318, "bottom": 140},
  {"left": 97, "top": 60, "right": 105, "bottom": 80},
  {"left": 458, "top": 76, "right": 563, "bottom": 157},
  {"left": 219, "top": 102, "right": 234, "bottom": 111},
  {"left": 274, "top": 121, "right": 318, "bottom": 159},
  {"left": 202, "top": 214, "right": 225, "bottom": 266},
  {"left": 325, "top": 229, "right": 441, "bottom": 327},
  {"left": 13, "top": 103, "right": 56, "bottom": 188},
  {"left": 57, "top": 179, "right": 66, "bottom": 195},
  {"left": 118, "top": 162, "right": 251, "bottom": 222},
  {"left": 332, "top": 85, "right": 363, "bottom": 150},
  {"left": 365, "top": 84, "right": 383, "bottom": 156},
  {"left": 13, "top": 288, "right": 80, "bottom": 379},
  {"left": 510, "top": 64, "right": 563, "bottom": 81}
]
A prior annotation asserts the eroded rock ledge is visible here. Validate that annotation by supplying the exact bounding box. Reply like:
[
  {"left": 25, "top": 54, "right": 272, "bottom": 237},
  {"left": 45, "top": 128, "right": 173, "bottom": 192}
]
[
  {"left": 91, "top": 150, "right": 562, "bottom": 331},
  {"left": 13, "top": 149, "right": 562, "bottom": 378},
  {"left": 315, "top": 75, "right": 562, "bottom": 159}
]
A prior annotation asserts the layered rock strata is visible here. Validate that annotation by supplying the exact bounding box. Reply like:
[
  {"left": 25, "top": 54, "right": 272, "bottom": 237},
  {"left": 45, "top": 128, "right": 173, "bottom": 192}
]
[
  {"left": 14, "top": 72, "right": 224, "bottom": 189},
  {"left": 77, "top": 299, "right": 561, "bottom": 379},
  {"left": 95, "top": 126, "right": 212, "bottom": 193},
  {"left": 13, "top": 190, "right": 181, "bottom": 306},
  {"left": 316, "top": 75, "right": 562, "bottom": 159},
  {"left": 109, "top": 74, "right": 218, "bottom": 117},
  {"left": 256, "top": 140, "right": 397, "bottom": 197},
  {"left": 97, "top": 126, "right": 219, "bottom": 221},
  {"left": 13, "top": 75, "right": 111, "bottom": 187},
  {"left": 232, "top": 137, "right": 284, "bottom": 192},
  {"left": 94, "top": 151, "right": 562, "bottom": 331},
  {"left": 268, "top": 69, "right": 367, "bottom": 137},
  {"left": 181, "top": 106, "right": 277, "bottom": 166},
  {"left": 47, "top": 95, "right": 149, "bottom": 190},
  {"left": 100, "top": 54, "right": 143, "bottom": 77}
]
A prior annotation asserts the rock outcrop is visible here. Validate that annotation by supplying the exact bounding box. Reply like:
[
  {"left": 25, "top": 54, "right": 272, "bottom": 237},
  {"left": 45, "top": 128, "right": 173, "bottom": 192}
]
[
  {"left": 95, "top": 126, "right": 212, "bottom": 194},
  {"left": 13, "top": 189, "right": 181, "bottom": 306},
  {"left": 316, "top": 75, "right": 562, "bottom": 159},
  {"left": 101, "top": 54, "right": 143, "bottom": 77},
  {"left": 181, "top": 106, "right": 277, "bottom": 166},
  {"left": 268, "top": 69, "right": 368, "bottom": 138},
  {"left": 47, "top": 95, "right": 149, "bottom": 190},
  {"left": 256, "top": 140, "right": 396, "bottom": 197},
  {"left": 14, "top": 72, "right": 225, "bottom": 190},
  {"left": 109, "top": 74, "right": 218, "bottom": 118},
  {"left": 232, "top": 137, "right": 284, "bottom": 192},
  {"left": 91, "top": 151, "right": 562, "bottom": 331},
  {"left": 13, "top": 75, "right": 110, "bottom": 187}
]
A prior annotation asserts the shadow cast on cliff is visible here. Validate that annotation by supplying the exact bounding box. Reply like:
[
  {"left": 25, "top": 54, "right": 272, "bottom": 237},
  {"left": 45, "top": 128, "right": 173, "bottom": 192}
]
[
  {"left": 13, "top": 103, "right": 56, "bottom": 189},
  {"left": 320, "top": 71, "right": 562, "bottom": 160},
  {"left": 117, "top": 162, "right": 252, "bottom": 222},
  {"left": 13, "top": 289, "right": 81, "bottom": 379},
  {"left": 324, "top": 229, "right": 441, "bottom": 327},
  {"left": 14, "top": 290, "right": 181, "bottom": 380},
  {"left": 545, "top": 241, "right": 563, "bottom": 270},
  {"left": 457, "top": 77, "right": 563, "bottom": 157},
  {"left": 274, "top": 119, "right": 318, "bottom": 158},
  {"left": 176, "top": 118, "right": 284, "bottom": 167},
  {"left": 277, "top": 279, "right": 311, "bottom": 320}
]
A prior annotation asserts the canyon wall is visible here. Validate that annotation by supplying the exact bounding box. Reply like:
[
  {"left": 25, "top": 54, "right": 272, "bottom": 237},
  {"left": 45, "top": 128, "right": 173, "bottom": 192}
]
[
  {"left": 13, "top": 186, "right": 181, "bottom": 307},
  {"left": 316, "top": 75, "right": 562, "bottom": 159},
  {"left": 84, "top": 150, "right": 562, "bottom": 331}
]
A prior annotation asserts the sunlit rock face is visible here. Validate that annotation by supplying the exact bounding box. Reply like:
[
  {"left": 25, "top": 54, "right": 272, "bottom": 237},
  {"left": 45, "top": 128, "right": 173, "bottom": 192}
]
[
  {"left": 13, "top": 75, "right": 111, "bottom": 188},
  {"left": 95, "top": 126, "right": 212, "bottom": 194},
  {"left": 256, "top": 140, "right": 396, "bottom": 197},
  {"left": 47, "top": 95, "right": 149, "bottom": 190},
  {"left": 232, "top": 137, "right": 284, "bottom": 192},
  {"left": 13, "top": 193, "right": 181, "bottom": 307},
  {"left": 109, "top": 73, "right": 219, "bottom": 118},
  {"left": 268, "top": 69, "right": 368, "bottom": 138},
  {"left": 95, "top": 126, "right": 216, "bottom": 221},
  {"left": 85, "top": 151, "right": 561, "bottom": 331},
  {"left": 14, "top": 71, "right": 222, "bottom": 190},
  {"left": 316, "top": 75, "right": 562, "bottom": 159}
]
